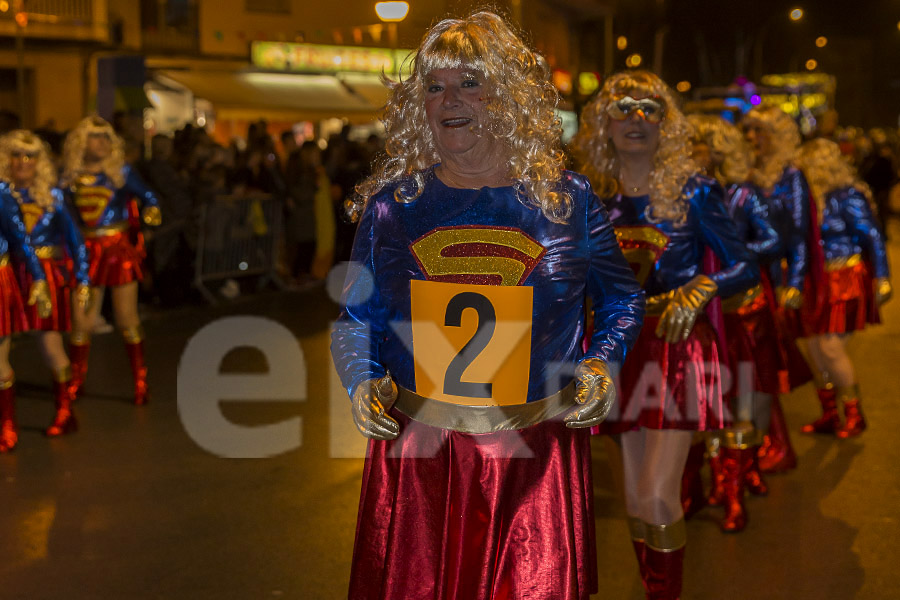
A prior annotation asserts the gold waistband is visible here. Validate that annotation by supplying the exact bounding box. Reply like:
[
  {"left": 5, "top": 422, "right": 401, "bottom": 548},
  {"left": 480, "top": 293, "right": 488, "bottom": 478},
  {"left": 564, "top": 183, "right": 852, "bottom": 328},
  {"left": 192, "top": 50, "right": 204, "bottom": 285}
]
[
  {"left": 394, "top": 380, "right": 577, "bottom": 434},
  {"left": 825, "top": 254, "right": 862, "bottom": 272},
  {"left": 35, "top": 246, "right": 63, "bottom": 260},
  {"left": 0, "top": 253, "right": 8, "bottom": 267},
  {"left": 721, "top": 284, "right": 763, "bottom": 313},
  {"left": 82, "top": 222, "right": 129, "bottom": 238}
]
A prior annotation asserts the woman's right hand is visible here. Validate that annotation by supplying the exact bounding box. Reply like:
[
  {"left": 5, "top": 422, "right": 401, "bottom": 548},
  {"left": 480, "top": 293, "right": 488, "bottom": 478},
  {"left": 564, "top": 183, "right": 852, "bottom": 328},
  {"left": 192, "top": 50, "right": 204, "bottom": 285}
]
[{"left": 351, "top": 374, "right": 400, "bottom": 440}]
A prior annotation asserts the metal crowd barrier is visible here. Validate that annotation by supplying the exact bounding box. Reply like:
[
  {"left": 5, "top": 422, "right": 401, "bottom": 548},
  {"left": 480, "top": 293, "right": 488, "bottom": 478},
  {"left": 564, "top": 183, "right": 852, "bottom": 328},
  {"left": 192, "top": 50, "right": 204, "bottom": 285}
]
[{"left": 194, "top": 193, "right": 285, "bottom": 304}]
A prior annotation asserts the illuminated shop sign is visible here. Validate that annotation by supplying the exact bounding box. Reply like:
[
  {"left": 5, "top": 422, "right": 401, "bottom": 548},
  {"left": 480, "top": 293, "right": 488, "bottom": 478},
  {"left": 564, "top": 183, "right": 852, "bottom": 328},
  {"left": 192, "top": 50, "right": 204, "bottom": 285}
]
[{"left": 251, "top": 41, "right": 412, "bottom": 75}]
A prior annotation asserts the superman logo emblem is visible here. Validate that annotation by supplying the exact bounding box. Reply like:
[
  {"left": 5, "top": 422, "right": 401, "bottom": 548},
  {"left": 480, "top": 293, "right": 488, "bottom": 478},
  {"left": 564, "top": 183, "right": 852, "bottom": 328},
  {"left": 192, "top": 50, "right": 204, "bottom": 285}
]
[
  {"left": 19, "top": 203, "right": 44, "bottom": 234},
  {"left": 74, "top": 185, "right": 114, "bottom": 226},
  {"left": 614, "top": 225, "right": 669, "bottom": 286}
]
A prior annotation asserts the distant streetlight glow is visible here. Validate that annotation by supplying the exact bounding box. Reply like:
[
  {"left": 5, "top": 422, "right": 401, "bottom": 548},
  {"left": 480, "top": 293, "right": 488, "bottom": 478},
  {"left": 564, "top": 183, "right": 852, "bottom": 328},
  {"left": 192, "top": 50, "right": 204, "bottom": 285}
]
[
  {"left": 626, "top": 53, "right": 642, "bottom": 68},
  {"left": 789, "top": 8, "right": 804, "bottom": 21},
  {"left": 617, "top": 36, "right": 628, "bottom": 51},
  {"left": 815, "top": 36, "right": 827, "bottom": 47},
  {"left": 375, "top": 1, "right": 409, "bottom": 22},
  {"left": 676, "top": 81, "right": 691, "bottom": 93},
  {"left": 0, "top": 1, "right": 8, "bottom": 12},
  {"left": 805, "top": 59, "right": 817, "bottom": 70}
]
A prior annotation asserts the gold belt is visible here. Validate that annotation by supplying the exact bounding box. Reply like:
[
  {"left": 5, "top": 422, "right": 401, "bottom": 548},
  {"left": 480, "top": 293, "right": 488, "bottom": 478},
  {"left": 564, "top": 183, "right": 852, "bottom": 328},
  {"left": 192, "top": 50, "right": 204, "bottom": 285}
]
[
  {"left": 825, "top": 254, "right": 862, "bottom": 272},
  {"left": 393, "top": 380, "right": 577, "bottom": 434},
  {"left": 721, "top": 284, "right": 763, "bottom": 313},
  {"left": 83, "top": 222, "right": 129, "bottom": 238},
  {"left": 0, "top": 253, "right": 8, "bottom": 267},
  {"left": 35, "top": 246, "right": 62, "bottom": 260}
]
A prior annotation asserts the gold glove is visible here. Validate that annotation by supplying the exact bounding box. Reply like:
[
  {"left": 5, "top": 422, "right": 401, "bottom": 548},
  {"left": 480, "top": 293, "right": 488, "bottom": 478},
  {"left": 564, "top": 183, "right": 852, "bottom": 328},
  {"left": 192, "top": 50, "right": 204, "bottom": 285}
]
[
  {"left": 142, "top": 206, "right": 162, "bottom": 226},
  {"left": 565, "top": 358, "right": 616, "bottom": 428},
  {"left": 27, "top": 280, "right": 52, "bottom": 319},
  {"left": 875, "top": 277, "right": 893, "bottom": 306},
  {"left": 75, "top": 283, "right": 92, "bottom": 312},
  {"left": 776, "top": 286, "right": 803, "bottom": 310},
  {"left": 655, "top": 274, "right": 718, "bottom": 344},
  {"left": 350, "top": 373, "right": 400, "bottom": 440}
]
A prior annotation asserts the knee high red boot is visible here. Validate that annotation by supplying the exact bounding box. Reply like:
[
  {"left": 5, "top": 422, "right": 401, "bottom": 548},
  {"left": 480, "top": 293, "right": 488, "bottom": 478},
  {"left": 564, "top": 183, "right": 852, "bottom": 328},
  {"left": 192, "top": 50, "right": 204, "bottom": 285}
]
[
  {"left": 836, "top": 385, "right": 866, "bottom": 439},
  {"left": 680, "top": 442, "right": 707, "bottom": 519},
  {"left": 643, "top": 519, "right": 686, "bottom": 600},
  {"left": 0, "top": 376, "right": 17, "bottom": 452},
  {"left": 123, "top": 326, "right": 149, "bottom": 405},
  {"left": 47, "top": 367, "right": 78, "bottom": 437},
  {"left": 629, "top": 517, "right": 649, "bottom": 582},
  {"left": 744, "top": 446, "right": 769, "bottom": 496},
  {"left": 707, "top": 438, "right": 725, "bottom": 506},
  {"left": 68, "top": 333, "right": 90, "bottom": 398},
  {"left": 719, "top": 446, "right": 754, "bottom": 533},
  {"left": 759, "top": 395, "right": 798, "bottom": 472},
  {"left": 801, "top": 385, "right": 842, "bottom": 434}
]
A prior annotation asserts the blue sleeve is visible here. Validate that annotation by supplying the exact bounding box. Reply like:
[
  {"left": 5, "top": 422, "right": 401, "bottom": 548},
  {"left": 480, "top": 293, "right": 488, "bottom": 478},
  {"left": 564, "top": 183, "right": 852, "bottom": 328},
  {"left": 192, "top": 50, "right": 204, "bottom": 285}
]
[
  {"left": 744, "top": 187, "right": 781, "bottom": 261},
  {"left": 785, "top": 169, "right": 811, "bottom": 289},
  {"left": 695, "top": 181, "right": 759, "bottom": 297},
  {"left": 330, "top": 198, "right": 389, "bottom": 398},
  {"left": 843, "top": 189, "right": 890, "bottom": 279},
  {"left": 582, "top": 181, "right": 645, "bottom": 368},
  {"left": 124, "top": 165, "right": 160, "bottom": 211},
  {"left": 0, "top": 192, "right": 46, "bottom": 282},
  {"left": 54, "top": 189, "right": 90, "bottom": 286}
]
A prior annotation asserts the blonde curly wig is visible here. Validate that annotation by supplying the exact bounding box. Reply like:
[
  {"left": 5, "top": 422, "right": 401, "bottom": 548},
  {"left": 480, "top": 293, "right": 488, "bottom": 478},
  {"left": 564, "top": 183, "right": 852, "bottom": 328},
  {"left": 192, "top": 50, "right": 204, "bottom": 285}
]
[
  {"left": 687, "top": 114, "right": 751, "bottom": 187},
  {"left": 742, "top": 105, "right": 799, "bottom": 192},
  {"left": 0, "top": 130, "right": 57, "bottom": 211},
  {"left": 572, "top": 70, "right": 696, "bottom": 225},
  {"left": 62, "top": 115, "right": 125, "bottom": 188},
  {"left": 795, "top": 137, "right": 874, "bottom": 220},
  {"left": 354, "top": 11, "right": 571, "bottom": 223}
]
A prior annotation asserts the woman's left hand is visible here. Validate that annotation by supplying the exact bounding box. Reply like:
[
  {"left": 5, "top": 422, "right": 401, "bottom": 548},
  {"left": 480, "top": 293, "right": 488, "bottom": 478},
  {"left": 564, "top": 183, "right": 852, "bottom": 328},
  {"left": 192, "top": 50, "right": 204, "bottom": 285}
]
[
  {"left": 565, "top": 358, "right": 616, "bottom": 428},
  {"left": 655, "top": 274, "right": 718, "bottom": 343},
  {"left": 875, "top": 277, "right": 893, "bottom": 306},
  {"left": 27, "top": 280, "right": 52, "bottom": 319}
]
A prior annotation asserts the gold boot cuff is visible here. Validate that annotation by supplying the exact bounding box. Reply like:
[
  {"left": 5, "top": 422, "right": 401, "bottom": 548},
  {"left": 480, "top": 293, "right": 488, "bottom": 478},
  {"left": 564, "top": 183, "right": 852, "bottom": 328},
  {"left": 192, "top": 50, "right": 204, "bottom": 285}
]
[
  {"left": 70, "top": 332, "right": 91, "bottom": 346},
  {"left": 121, "top": 325, "right": 145, "bottom": 344},
  {"left": 0, "top": 374, "right": 15, "bottom": 390},
  {"left": 836, "top": 384, "right": 860, "bottom": 403},
  {"left": 628, "top": 516, "right": 646, "bottom": 542},
  {"left": 646, "top": 518, "right": 687, "bottom": 552},
  {"left": 54, "top": 365, "right": 73, "bottom": 383},
  {"left": 721, "top": 422, "right": 764, "bottom": 449}
]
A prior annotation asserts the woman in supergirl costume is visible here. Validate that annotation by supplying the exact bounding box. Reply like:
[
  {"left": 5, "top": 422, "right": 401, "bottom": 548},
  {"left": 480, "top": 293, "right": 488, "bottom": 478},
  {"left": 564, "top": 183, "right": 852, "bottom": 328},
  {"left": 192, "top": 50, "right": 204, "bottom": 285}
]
[
  {"left": 794, "top": 138, "right": 891, "bottom": 438},
  {"left": 61, "top": 116, "right": 160, "bottom": 405},
  {"left": 573, "top": 71, "right": 758, "bottom": 598},
  {"left": 331, "top": 12, "right": 644, "bottom": 600},
  {"left": 0, "top": 130, "right": 90, "bottom": 441}
]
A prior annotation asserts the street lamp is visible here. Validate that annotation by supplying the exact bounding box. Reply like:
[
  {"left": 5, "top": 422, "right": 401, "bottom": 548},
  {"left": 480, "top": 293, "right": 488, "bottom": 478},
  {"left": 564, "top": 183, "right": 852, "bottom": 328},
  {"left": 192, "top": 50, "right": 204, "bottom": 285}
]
[
  {"left": 789, "top": 8, "right": 803, "bottom": 21},
  {"left": 375, "top": 1, "right": 409, "bottom": 74},
  {"left": 815, "top": 36, "right": 827, "bottom": 48}
]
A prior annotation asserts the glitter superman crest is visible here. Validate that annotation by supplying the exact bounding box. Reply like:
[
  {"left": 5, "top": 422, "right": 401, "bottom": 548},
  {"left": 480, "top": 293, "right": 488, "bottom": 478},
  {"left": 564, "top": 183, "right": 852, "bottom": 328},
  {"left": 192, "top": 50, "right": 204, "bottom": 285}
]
[
  {"left": 614, "top": 225, "right": 669, "bottom": 286},
  {"left": 410, "top": 225, "right": 546, "bottom": 286}
]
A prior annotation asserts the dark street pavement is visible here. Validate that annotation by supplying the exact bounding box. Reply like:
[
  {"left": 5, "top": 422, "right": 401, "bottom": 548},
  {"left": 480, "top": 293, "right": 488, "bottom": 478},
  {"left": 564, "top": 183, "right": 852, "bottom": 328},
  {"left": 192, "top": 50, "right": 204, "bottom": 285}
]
[{"left": 2, "top": 229, "right": 900, "bottom": 600}]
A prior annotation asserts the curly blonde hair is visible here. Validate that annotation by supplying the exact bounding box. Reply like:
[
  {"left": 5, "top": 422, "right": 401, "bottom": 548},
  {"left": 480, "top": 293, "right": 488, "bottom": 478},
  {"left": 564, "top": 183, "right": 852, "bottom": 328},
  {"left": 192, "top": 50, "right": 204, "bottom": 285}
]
[
  {"left": 354, "top": 11, "right": 571, "bottom": 223},
  {"left": 62, "top": 115, "right": 125, "bottom": 188},
  {"left": 687, "top": 115, "right": 751, "bottom": 187},
  {"left": 0, "top": 130, "right": 57, "bottom": 211},
  {"left": 742, "top": 105, "right": 799, "bottom": 192},
  {"left": 795, "top": 137, "right": 874, "bottom": 220},
  {"left": 572, "top": 70, "right": 696, "bottom": 225}
]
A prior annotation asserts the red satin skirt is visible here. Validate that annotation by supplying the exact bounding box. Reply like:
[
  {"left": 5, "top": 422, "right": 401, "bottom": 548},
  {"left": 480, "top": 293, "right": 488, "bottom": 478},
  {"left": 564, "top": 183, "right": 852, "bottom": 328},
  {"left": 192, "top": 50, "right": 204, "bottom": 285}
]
[
  {"left": 0, "top": 263, "right": 28, "bottom": 337},
  {"left": 349, "top": 411, "right": 598, "bottom": 600},
  {"left": 801, "top": 259, "right": 879, "bottom": 336},
  {"left": 596, "top": 315, "right": 728, "bottom": 433},
  {"left": 17, "top": 257, "right": 71, "bottom": 332},
  {"left": 85, "top": 232, "right": 143, "bottom": 287},
  {"left": 763, "top": 271, "right": 813, "bottom": 392},
  {"left": 723, "top": 291, "right": 787, "bottom": 396}
]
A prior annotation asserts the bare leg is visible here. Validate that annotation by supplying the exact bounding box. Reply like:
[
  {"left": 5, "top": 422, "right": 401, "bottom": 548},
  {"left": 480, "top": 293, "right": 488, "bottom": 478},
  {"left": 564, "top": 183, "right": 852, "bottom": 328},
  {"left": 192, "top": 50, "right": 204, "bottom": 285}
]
[
  {"left": 39, "top": 331, "right": 70, "bottom": 374},
  {"left": 110, "top": 281, "right": 140, "bottom": 330},
  {"left": 811, "top": 334, "right": 855, "bottom": 388},
  {"left": 71, "top": 286, "right": 105, "bottom": 338},
  {"left": 621, "top": 428, "right": 693, "bottom": 525},
  {"left": 0, "top": 337, "right": 12, "bottom": 381}
]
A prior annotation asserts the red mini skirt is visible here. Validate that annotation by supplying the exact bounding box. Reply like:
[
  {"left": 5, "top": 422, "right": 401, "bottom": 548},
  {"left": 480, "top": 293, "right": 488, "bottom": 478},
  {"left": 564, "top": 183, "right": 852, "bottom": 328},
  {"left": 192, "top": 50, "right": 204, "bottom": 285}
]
[
  {"left": 802, "top": 256, "right": 879, "bottom": 336},
  {"left": 0, "top": 261, "right": 28, "bottom": 337},
  {"left": 17, "top": 256, "right": 71, "bottom": 332},
  {"left": 723, "top": 287, "right": 788, "bottom": 396},
  {"left": 85, "top": 231, "right": 143, "bottom": 287}
]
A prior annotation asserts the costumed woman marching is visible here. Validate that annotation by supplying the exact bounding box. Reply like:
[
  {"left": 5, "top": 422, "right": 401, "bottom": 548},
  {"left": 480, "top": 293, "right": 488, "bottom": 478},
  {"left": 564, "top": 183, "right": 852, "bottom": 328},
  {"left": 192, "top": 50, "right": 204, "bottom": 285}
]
[
  {"left": 61, "top": 116, "right": 160, "bottom": 405},
  {"left": 0, "top": 130, "right": 91, "bottom": 440},
  {"left": 331, "top": 12, "right": 644, "bottom": 600},
  {"left": 794, "top": 138, "right": 891, "bottom": 437},
  {"left": 573, "top": 71, "right": 758, "bottom": 598}
]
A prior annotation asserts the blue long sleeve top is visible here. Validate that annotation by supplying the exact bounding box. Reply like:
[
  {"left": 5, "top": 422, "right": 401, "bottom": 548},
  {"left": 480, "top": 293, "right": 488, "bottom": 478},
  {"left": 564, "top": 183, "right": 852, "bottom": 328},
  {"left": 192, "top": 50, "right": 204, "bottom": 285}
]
[
  {"left": 820, "top": 186, "right": 890, "bottom": 279},
  {"left": 65, "top": 165, "right": 159, "bottom": 229}
]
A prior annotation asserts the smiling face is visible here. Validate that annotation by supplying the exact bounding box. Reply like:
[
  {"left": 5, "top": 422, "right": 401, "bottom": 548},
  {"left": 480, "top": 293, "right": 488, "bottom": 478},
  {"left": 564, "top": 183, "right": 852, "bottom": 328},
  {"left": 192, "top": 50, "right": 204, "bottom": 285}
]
[
  {"left": 608, "top": 93, "right": 662, "bottom": 158},
  {"left": 9, "top": 149, "right": 38, "bottom": 187},
  {"left": 423, "top": 67, "right": 498, "bottom": 168}
]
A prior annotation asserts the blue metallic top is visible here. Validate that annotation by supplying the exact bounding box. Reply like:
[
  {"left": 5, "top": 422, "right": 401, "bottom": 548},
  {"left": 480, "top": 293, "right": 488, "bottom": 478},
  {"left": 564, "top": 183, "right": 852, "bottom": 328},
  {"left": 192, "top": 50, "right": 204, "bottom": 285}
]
[
  {"left": 0, "top": 183, "right": 47, "bottom": 282},
  {"left": 725, "top": 182, "right": 781, "bottom": 262},
  {"left": 820, "top": 186, "right": 890, "bottom": 279},
  {"left": 2, "top": 185, "right": 90, "bottom": 286},
  {"left": 331, "top": 169, "right": 645, "bottom": 402},
  {"left": 604, "top": 175, "right": 759, "bottom": 298},
  {"left": 65, "top": 165, "right": 159, "bottom": 229},
  {"left": 760, "top": 166, "right": 811, "bottom": 289}
]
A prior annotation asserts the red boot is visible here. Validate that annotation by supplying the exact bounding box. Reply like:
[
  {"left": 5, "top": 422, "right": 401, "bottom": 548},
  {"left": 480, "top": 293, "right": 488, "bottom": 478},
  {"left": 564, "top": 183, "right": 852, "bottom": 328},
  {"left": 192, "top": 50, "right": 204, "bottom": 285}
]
[
  {"left": 836, "top": 387, "right": 866, "bottom": 438},
  {"left": 744, "top": 446, "right": 769, "bottom": 496},
  {"left": 707, "top": 447, "right": 725, "bottom": 506},
  {"left": 123, "top": 327, "right": 149, "bottom": 406},
  {"left": 801, "top": 386, "right": 842, "bottom": 435},
  {"left": 0, "top": 378, "right": 17, "bottom": 452},
  {"left": 759, "top": 396, "right": 798, "bottom": 472},
  {"left": 719, "top": 447, "right": 753, "bottom": 533},
  {"left": 680, "top": 442, "right": 707, "bottom": 519},
  {"left": 643, "top": 520, "right": 686, "bottom": 599},
  {"left": 629, "top": 517, "right": 648, "bottom": 582},
  {"left": 68, "top": 335, "right": 90, "bottom": 398},
  {"left": 47, "top": 372, "right": 78, "bottom": 437}
]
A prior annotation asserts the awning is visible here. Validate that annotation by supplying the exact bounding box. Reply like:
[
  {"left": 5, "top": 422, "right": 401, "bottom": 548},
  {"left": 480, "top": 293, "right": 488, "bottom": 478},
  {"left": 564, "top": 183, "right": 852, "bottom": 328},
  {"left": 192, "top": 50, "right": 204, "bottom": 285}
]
[{"left": 153, "top": 69, "right": 391, "bottom": 123}]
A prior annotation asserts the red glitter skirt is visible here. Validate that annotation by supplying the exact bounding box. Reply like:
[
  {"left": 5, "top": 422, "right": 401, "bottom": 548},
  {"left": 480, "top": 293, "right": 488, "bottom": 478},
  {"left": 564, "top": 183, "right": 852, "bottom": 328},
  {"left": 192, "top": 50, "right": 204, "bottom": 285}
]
[
  {"left": 596, "top": 314, "right": 728, "bottom": 433},
  {"left": 349, "top": 411, "right": 598, "bottom": 600},
  {"left": 85, "top": 231, "right": 144, "bottom": 287},
  {"left": 0, "top": 261, "right": 28, "bottom": 337},
  {"left": 801, "top": 257, "right": 879, "bottom": 336},
  {"left": 17, "top": 257, "right": 71, "bottom": 332}
]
